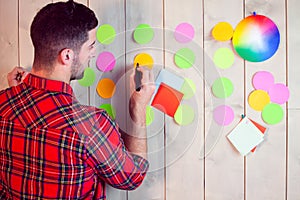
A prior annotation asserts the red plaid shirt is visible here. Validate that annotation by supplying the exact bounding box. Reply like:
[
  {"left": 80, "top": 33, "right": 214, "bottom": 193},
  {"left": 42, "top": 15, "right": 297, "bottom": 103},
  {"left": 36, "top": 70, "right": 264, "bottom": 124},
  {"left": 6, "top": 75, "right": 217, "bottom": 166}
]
[{"left": 0, "top": 74, "right": 149, "bottom": 199}]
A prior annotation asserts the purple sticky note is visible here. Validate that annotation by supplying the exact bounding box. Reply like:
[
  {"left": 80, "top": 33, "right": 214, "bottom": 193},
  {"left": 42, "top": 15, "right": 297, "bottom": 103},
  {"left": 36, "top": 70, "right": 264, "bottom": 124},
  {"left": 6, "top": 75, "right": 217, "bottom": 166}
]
[
  {"left": 268, "top": 83, "right": 290, "bottom": 104},
  {"left": 213, "top": 105, "right": 234, "bottom": 126},
  {"left": 174, "top": 23, "right": 195, "bottom": 43},
  {"left": 252, "top": 71, "right": 274, "bottom": 92},
  {"left": 96, "top": 51, "right": 116, "bottom": 72}
]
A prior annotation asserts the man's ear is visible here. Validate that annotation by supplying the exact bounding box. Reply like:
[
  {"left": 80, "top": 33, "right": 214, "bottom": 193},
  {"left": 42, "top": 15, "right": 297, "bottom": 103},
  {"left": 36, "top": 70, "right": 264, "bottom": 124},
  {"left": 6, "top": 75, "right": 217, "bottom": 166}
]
[{"left": 59, "top": 48, "right": 74, "bottom": 65}]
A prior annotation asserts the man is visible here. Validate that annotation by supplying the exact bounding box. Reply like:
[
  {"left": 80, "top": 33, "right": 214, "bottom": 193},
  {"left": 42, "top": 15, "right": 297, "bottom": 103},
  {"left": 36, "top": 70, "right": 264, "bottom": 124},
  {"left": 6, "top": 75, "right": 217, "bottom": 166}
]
[{"left": 0, "top": 0, "right": 155, "bottom": 199}]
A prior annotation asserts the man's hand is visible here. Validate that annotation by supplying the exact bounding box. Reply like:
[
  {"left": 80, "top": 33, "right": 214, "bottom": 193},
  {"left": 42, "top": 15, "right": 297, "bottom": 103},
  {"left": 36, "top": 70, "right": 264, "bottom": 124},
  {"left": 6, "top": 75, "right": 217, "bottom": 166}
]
[
  {"left": 121, "top": 66, "right": 155, "bottom": 159},
  {"left": 7, "top": 66, "right": 29, "bottom": 87},
  {"left": 129, "top": 66, "right": 155, "bottom": 126}
]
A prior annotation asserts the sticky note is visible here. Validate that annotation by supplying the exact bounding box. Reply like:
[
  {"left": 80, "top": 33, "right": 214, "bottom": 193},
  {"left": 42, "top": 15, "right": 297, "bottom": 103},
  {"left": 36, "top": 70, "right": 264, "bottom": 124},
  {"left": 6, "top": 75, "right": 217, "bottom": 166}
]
[
  {"left": 250, "top": 119, "right": 267, "bottom": 152},
  {"left": 174, "top": 104, "right": 195, "bottom": 125},
  {"left": 78, "top": 67, "right": 96, "bottom": 87},
  {"left": 134, "top": 53, "right": 154, "bottom": 69},
  {"left": 97, "top": 24, "right": 116, "bottom": 45},
  {"left": 99, "top": 104, "right": 116, "bottom": 119},
  {"left": 268, "top": 83, "right": 290, "bottom": 104},
  {"left": 213, "top": 105, "right": 234, "bottom": 126},
  {"left": 155, "top": 69, "right": 185, "bottom": 91},
  {"left": 174, "top": 48, "right": 195, "bottom": 69},
  {"left": 212, "top": 22, "right": 234, "bottom": 41},
  {"left": 133, "top": 24, "right": 154, "bottom": 44},
  {"left": 252, "top": 71, "right": 274, "bottom": 92},
  {"left": 227, "top": 117, "right": 264, "bottom": 156},
  {"left": 96, "top": 51, "right": 116, "bottom": 72},
  {"left": 213, "top": 48, "right": 235, "bottom": 69},
  {"left": 96, "top": 78, "right": 116, "bottom": 99},
  {"left": 212, "top": 77, "right": 234, "bottom": 98},
  {"left": 146, "top": 105, "right": 154, "bottom": 126},
  {"left": 180, "top": 78, "right": 196, "bottom": 99},
  {"left": 151, "top": 83, "right": 184, "bottom": 117},
  {"left": 248, "top": 90, "right": 270, "bottom": 111},
  {"left": 151, "top": 69, "right": 185, "bottom": 104},
  {"left": 262, "top": 103, "right": 284, "bottom": 125},
  {"left": 174, "top": 22, "right": 195, "bottom": 43}
]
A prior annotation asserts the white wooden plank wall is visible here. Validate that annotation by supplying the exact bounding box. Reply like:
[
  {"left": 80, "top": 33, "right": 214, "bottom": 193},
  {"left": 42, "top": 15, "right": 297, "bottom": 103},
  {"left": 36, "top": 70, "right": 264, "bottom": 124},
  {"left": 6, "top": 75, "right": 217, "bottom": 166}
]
[
  {"left": 164, "top": 0, "right": 204, "bottom": 199},
  {"left": 245, "top": 0, "right": 287, "bottom": 199},
  {"left": 125, "top": 1, "right": 165, "bottom": 200},
  {"left": 287, "top": 0, "right": 300, "bottom": 199},
  {"left": 0, "top": 0, "right": 300, "bottom": 200},
  {"left": 204, "top": 0, "right": 244, "bottom": 199}
]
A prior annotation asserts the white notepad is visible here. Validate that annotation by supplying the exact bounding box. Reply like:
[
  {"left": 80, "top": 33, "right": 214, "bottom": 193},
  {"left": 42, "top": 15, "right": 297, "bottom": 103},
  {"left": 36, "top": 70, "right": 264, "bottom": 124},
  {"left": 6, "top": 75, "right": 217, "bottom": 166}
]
[{"left": 227, "top": 117, "right": 264, "bottom": 156}]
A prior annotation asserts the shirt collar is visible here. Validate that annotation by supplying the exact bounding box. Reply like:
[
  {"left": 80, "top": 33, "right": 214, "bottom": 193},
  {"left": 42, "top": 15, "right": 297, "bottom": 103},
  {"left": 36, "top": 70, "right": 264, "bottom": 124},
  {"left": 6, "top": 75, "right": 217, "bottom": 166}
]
[{"left": 23, "top": 73, "right": 74, "bottom": 96}]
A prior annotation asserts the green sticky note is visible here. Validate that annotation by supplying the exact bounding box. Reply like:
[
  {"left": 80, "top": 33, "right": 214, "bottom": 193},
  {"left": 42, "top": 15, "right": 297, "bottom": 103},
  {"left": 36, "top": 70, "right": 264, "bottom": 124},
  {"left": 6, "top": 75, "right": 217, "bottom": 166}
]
[
  {"left": 78, "top": 67, "right": 96, "bottom": 87},
  {"left": 213, "top": 47, "right": 235, "bottom": 69},
  {"left": 262, "top": 103, "right": 283, "bottom": 125},
  {"left": 133, "top": 24, "right": 154, "bottom": 44},
  {"left": 212, "top": 77, "right": 234, "bottom": 98},
  {"left": 146, "top": 105, "right": 154, "bottom": 126},
  {"left": 99, "top": 104, "right": 116, "bottom": 119},
  {"left": 174, "top": 105, "right": 195, "bottom": 126},
  {"left": 181, "top": 78, "right": 196, "bottom": 99},
  {"left": 97, "top": 24, "right": 116, "bottom": 45},
  {"left": 174, "top": 48, "right": 195, "bottom": 69}
]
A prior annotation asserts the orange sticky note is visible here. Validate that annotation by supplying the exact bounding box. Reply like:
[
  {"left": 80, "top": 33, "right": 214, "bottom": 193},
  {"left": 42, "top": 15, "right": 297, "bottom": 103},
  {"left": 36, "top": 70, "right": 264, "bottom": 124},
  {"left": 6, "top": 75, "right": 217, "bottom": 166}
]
[
  {"left": 250, "top": 119, "right": 267, "bottom": 152},
  {"left": 151, "top": 83, "right": 183, "bottom": 117}
]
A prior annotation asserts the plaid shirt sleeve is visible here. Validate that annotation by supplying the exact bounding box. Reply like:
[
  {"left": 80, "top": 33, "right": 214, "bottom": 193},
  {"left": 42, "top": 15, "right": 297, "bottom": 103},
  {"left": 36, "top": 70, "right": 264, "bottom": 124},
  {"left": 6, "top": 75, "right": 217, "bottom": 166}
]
[{"left": 83, "top": 110, "right": 149, "bottom": 190}]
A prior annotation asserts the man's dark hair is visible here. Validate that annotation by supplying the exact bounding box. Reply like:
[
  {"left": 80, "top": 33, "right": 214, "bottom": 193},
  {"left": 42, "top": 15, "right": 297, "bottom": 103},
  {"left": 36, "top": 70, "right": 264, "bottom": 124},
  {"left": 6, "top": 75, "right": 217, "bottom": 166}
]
[{"left": 30, "top": 0, "right": 98, "bottom": 72}]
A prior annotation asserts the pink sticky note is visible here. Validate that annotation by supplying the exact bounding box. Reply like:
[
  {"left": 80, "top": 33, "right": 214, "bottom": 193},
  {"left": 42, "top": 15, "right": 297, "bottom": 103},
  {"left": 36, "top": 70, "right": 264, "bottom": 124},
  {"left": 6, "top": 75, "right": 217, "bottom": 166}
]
[
  {"left": 268, "top": 83, "right": 290, "bottom": 104},
  {"left": 96, "top": 51, "right": 116, "bottom": 72},
  {"left": 174, "top": 23, "right": 195, "bottom": 43},
  {"left": 213, "top": 105, "right": 234, "bottom": 126},
  {"left": 252, "top": 71, "right": 274, "bottom": 92}
]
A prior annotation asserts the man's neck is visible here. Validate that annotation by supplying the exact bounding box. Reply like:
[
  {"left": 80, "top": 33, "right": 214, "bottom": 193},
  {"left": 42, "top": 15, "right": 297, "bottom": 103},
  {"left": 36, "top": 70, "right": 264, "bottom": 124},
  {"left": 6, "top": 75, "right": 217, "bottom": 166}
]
[{"left": 31, "top": 66, "right": 71, "bottom": 84}]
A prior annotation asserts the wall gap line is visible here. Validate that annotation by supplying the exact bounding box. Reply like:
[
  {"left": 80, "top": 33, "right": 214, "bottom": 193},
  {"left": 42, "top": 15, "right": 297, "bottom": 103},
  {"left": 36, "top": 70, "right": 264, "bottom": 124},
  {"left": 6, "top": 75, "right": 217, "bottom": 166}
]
[
  {"left": 17, "top": 0, "right": 20, "bottom": 66},
  {"left": 202, "top": 0, "right": 206, "bottom": 200},
  {"left": 243, "top": 1, "right": 247, "bottom": 200},
  {"left": 162, "top": 0, "right": 167, "bottom": 200},
  {"left": 285, "top": 0, "right": 289, "bottom": 199},
  {"left": 124, "top": 0, "right": 128, "bottom": 198}
]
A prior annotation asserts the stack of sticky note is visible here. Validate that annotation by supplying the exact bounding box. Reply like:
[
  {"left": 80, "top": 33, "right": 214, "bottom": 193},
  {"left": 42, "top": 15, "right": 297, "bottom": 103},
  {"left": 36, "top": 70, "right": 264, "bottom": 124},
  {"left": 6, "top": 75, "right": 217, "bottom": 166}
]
[
  {"left": 227, "top": 116, "right": 267, "bottom": 156},
  {"left": 151, "top": 69, "right": 184, "bottom": 117}
]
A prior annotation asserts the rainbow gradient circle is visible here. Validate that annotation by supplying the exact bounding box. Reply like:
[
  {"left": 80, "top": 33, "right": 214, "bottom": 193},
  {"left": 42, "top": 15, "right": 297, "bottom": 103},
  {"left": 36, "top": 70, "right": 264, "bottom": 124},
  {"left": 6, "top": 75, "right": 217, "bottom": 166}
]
[{"left": 232, "top": 14, "right": 280, "bottom": 62}]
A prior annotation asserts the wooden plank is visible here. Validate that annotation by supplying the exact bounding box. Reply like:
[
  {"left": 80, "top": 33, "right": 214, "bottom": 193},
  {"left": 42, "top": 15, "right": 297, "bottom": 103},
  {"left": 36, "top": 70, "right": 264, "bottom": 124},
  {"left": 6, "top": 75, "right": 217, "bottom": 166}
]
[
  {"left": 203, "top": 0, "right": 244, "bottom": 199},
  {"left": 287, "top": 0, "right": 300, "bottom": 199},
  {"left": 287, "top": 110, "right": 300, "bottom": 199},
  {"left": 0, "top": 0, "right": 18, "bottom": 90},
  {"left": 287, "top": 0, "right": 300, "bottom": 109},
  {"left": 245, "top": 0, "right": 287, "bottom": 199},
  {"left": 125, "top": 1, "right": 165, "bottom": 200},
  {"left": 19, "top": 0, "right": 50, "bottom": 68},
  {"left": 164, "top": 0, "right": 204, "bottom": 200},
  {"left": 89, "top": 0, "right": 127, "bottom": 199}
]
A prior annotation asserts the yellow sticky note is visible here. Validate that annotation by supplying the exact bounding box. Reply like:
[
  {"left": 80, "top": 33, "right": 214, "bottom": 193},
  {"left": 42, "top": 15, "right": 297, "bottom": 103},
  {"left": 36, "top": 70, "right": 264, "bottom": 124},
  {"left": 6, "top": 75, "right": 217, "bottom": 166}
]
[
  {"left": 134, "top": 53, "right": 154, "bottom": 69},
  {"left": 212, "top": 22, "right": 234, "bottom": 41},
  {"left": 248, "top": 90, "right": 270, "bottom": 111}
]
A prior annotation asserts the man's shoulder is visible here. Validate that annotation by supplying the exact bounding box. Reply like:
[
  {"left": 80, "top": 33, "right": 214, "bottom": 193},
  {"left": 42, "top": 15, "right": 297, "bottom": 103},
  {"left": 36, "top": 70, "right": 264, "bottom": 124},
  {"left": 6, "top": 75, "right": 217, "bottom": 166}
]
[{"left": 78, "top": 104, "right": 113, "bottom": 122}]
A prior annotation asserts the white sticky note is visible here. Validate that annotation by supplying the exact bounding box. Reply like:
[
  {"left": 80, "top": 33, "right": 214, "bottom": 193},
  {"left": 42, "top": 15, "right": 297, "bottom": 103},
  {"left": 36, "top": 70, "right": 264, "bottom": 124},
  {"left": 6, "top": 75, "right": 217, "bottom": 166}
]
[{"left": 227, "top": 117, "right": 264, "bottom": 156}]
